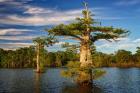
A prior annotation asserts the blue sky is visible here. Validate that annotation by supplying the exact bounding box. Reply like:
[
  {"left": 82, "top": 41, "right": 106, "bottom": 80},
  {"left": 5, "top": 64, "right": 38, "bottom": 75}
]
[{"left": 0, "top": 0, "right": 140, "bottom": 53}]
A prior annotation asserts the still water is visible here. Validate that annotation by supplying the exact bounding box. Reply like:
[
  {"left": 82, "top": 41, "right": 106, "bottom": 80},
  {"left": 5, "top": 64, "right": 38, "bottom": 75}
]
[{"left": 0, "top": 68, "right": 140, "bottom": 93}]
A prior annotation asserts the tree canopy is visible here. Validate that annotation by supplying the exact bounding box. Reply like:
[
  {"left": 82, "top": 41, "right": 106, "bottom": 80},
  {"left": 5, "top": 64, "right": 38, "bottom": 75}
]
[{"left": 47, "top": 4, "right": 129, "bottom": 44}]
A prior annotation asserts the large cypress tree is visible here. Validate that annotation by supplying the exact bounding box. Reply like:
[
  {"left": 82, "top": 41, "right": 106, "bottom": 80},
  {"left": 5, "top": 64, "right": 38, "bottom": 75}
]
[{"left": 47, "top": 2, "right": 129, "bottom": 83}]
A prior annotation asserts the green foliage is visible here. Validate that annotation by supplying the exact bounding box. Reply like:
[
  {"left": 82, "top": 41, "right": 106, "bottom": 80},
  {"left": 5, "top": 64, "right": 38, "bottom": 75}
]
[
  {"left": 39, "top": 49, "right": 48, "bottom": 71},
  {"left": 33, "top": 36, "right": 57, "bottom": 47},
  {"left": 92, "top": 52, "right": 115, "bottom": 67},
  {"left": 33, "top": 36, "right": 57, "bottom": 72},
  {"left": 93, "top": 69, "right": 106, "bottom": 79},
  {"left": 1, "top": 47, "right": 140, "bottom": 68},
  {"left": 61, "top": 61, "right": 80, "bottom": 78},
  {"left": 135, "top": 47, "right": 140, "bottom": 63},
  {"left": 115, "top": 50, "right": 132, "bottom": 63},
  {"left": 47, "top": 4, "right": 129, "bottom": 44},
  {"left": 45, "top": 50, "right": 79, "bottom": 67},
  {"left": 91, "top": 49, "right": 140, "bottom": 68},
  {"left": 46, "top": 2, "right": 129, "bottom": 84},
  {"left": 61, "top": 61, "right": 106, "bottom": 82},
  {"left": 46, "top": 52, "right": 56, "bottom": 67},
  {"left": 39, "top": 62, "right": 45, "bottom": 73},
  {"left": 0, "top": 47, "right": 36, "bottom": 68},
  {"left": 55, "top": 53, "right": 62, "bottom": 67}
]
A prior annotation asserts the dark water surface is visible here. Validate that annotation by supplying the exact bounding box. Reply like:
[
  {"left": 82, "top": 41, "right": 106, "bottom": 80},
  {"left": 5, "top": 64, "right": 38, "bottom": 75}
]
[{"left": 0, "top": 68, "right": 140, "bottom": 93}]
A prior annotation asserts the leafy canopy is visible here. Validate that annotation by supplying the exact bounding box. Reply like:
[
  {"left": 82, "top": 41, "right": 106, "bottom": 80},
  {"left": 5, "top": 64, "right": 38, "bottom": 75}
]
[
  {"left": 33, "top": 36, "right": 57, "bottom": 47},
  {"left": 47, "top": 3, "right": 129, "bottom": 43}
]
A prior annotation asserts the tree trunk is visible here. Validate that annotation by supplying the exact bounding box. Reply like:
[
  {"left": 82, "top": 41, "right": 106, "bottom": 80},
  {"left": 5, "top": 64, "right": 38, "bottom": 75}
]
[
  {"left": 80, "top": 36, "right": 92, "bottom": 67},
  {"left": 79, "top": 35, "right": 93, "bottom": 85},
  {"left": 36, "top": 44, "right": 40, "bottom": 73}
]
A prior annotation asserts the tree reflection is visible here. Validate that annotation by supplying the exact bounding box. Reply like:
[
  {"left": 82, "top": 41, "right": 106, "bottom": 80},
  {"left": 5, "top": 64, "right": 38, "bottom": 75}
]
[
  {"left": 62, "top": 84, "right": 102, "bottom": 93},
  {"left": 34, "top": 73, "right": 41, "bottom": 93}
]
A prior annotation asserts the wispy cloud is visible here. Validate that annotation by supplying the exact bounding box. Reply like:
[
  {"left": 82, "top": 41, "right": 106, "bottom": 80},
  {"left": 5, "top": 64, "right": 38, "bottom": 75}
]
[
  {"left": 0, "top": 36, "right": 36, "bottom": 41},
  {"left": 0, "top": 0, "right": 9, "bottom": 2},
  {"left": 96, "top": 38, "right": 140, "bottom": 54},
  {"left": 94, "top": 16, "right": 124, "bottom": 20},
  {"left": 0, "top": 5, "right": 125, "bottom": 26},
  {"left": 0, "top": 28, "right": 33, "bottom": 36},
  {"left": 133, "top": 38, "right": 140, "bottom": 43},
  {"left": 0, "top": 0, "right": 137, "bottom": 51},
  {"left": 24, "top": 6, "right": 54, "bottom": 14},
  {"left": 0, "top": 0, "right": 14, "bottom": 3},
  {"left": 0, "top": 9, "right": 82, "bottom": 26},
  {"left": 0, "top": 42, "right": 34, "bottom": 50},
  {"left": 0, "top": 0, "right": 31, "bottom": 6},
  {"left": 115, "top": 0, "right": 140, "bottom": 6},
  {"left": 55, "top": 41, "right": 66, "bottom": 45}
]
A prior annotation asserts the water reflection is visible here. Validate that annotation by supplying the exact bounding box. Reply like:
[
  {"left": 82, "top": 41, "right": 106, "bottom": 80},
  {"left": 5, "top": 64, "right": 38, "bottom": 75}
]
[
  {"left": 62, "top": 84, "right": 102, "bottom": 93},
  {"left": 33, "top": 69, "right": 102, "bottom": 93},
  {"left": 115, "top": 68, "right": 140, "bottom": 93},
  {"left": 94, "top": 68, "right": 140, "bottom": 93},
  {"left": 35, "top": 73, "right": 41, "bottom": 93},
  {"left": 1, "top": 68, "right": 140, "bottom": 93}
]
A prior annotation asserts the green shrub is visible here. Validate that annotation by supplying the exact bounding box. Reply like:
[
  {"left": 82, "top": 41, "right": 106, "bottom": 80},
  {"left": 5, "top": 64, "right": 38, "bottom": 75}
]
[{"left": 61, "top": 61, "right": 106, "bottom": 84}]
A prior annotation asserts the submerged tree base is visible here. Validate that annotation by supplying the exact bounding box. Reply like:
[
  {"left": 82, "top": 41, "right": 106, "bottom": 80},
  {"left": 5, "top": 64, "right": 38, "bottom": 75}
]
[
  {"left": 62, "top": 81, "right": 102, "bottom": 93},
  {"left": 61, "top": 61, "right": 106, "bottom": 85},
  {"left": 35, "top": 71, "right": 44, "bottom": 73},
  {"left": 35, "top": 69, "right": 46, "bottom": 73},
  {"left": 77, "top": 80, "right": 93, "bottom": 86}
]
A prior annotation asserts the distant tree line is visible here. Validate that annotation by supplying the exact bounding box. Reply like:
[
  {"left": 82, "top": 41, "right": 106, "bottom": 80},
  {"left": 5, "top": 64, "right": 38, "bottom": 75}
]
[
  {"left": 0, "top": 47, "right": 36, "bottom": 68},
  {"left": 92, "top": 47, "right": 140, "bottom": 68},
  {"left": 0, "top": 46, "right": 140, "bottom": 68},
  {"left": 0, "top": 46, "right": 78, "bottom": 68}
]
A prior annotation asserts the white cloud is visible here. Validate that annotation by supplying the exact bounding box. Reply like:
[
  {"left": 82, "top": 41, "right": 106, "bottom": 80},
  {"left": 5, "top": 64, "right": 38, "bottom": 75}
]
[
  {"left": 0, "top": 0, "right": 32, "bottom": 4},
  {"left": 98, "top": 43, "right": 111, "bottom": 49},
  {"left": 0, "top": 36, "right": 37, "bottom": 40},
  {"left": 0, "top": 0, "right": 12, "bottom": 2},
  {"left": 133, "top": 38, "right": 140, "bottom": 43},
  {"left": 24, "top": 6, "right": 54, "bottom": 14},
  {"left": 0, "top": 28, "right": 32, "bottom": 35},
  {"left": 115, "top": 0, "right": 140, "bottom": 6},
  {"left": 0, "top": 0, "right": 25, "bottom": 6},
  {"left": 0, "top": 2, "right": 134, "bottom": 51},
  {"left": 55, "top": 42, "right": 66, "bottom": 45},
  {"left": 24, "top": 6, "right": 106, "bottom": 16},
  {"left": 0, "top": 9, "right": 82, "bottom": 26},
  {"left": 0, "top": 43, "right": 34, "bottom": 50},
  {"left": 0, "top": 28, "right": 38, "bottom": 50},
  {"left": 0, "top": 5, "right": 124, "bottom": 26},
  {"left": 118, "top": 43, "right": 135, "bottom": 49},
  {"left": 96, "top": 37, "right": 140, "bottom": 54},
  {"left": 94, "top": 16, "right": 124, "bottom": 20}
]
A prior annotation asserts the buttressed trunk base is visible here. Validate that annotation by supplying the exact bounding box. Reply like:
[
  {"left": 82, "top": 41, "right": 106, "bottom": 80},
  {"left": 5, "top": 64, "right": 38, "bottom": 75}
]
[{"left": 79, "top": 41, "right": 93, "bottom": 85}]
